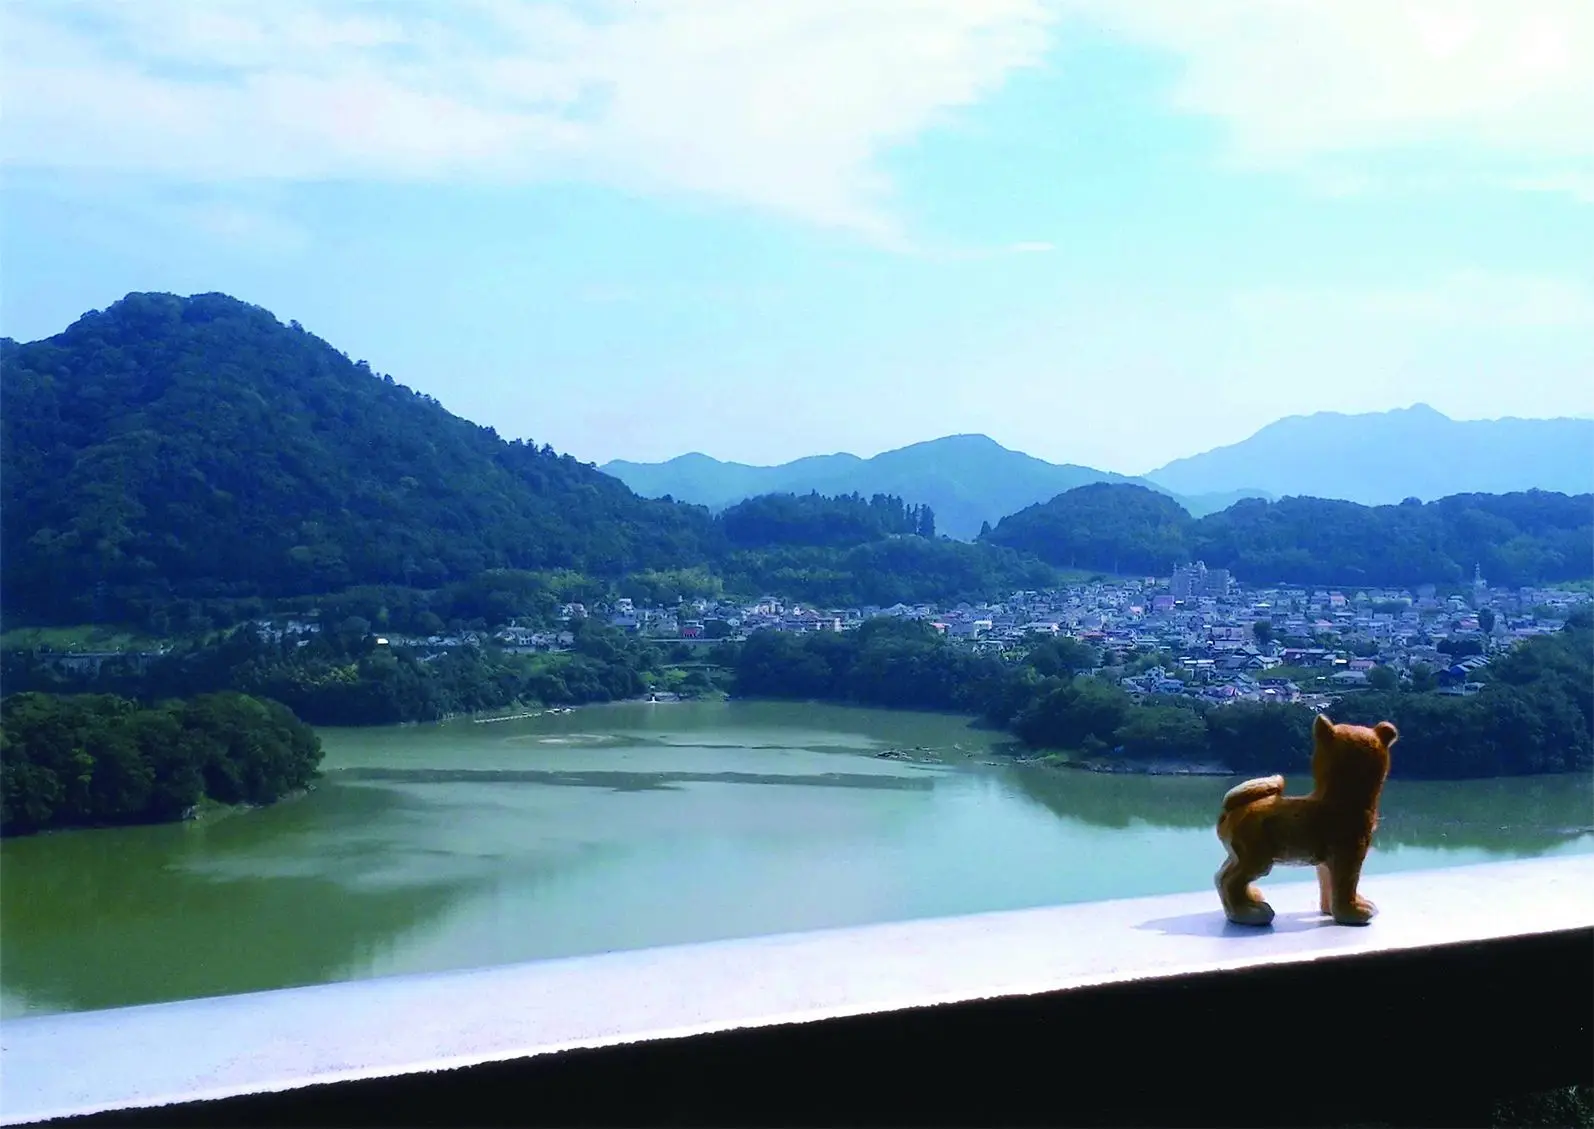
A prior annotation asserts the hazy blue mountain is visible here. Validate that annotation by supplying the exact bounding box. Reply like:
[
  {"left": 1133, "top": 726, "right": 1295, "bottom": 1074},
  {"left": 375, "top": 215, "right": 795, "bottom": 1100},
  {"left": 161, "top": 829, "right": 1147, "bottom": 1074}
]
[
  {"left": 1145, "top": 404, "right": 1594, "bottom": 504},
  {"left": 603, "top": 434, "right": 1263, "bottom": 539}
]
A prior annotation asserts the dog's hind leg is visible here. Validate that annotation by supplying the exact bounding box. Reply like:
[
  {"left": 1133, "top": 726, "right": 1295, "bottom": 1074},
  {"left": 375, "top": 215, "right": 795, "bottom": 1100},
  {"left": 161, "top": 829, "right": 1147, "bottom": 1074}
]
[{"left": 1217, "top": 850, "right": 1275, "bottom": 926}]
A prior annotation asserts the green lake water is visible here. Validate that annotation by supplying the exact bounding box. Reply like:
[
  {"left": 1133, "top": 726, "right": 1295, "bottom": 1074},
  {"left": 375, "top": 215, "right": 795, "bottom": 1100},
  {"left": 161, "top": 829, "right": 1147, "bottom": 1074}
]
[{"left": 3, "top": 700, "right": 1591, "bottom": 1018}]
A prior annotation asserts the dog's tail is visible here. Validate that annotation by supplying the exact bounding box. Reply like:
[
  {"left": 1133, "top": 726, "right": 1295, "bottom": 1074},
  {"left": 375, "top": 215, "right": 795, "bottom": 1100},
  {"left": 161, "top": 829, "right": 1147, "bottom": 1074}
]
[
  {"left": 1220, "top": 774, "right": 1285, "bottom": 814},
  {"left": 1217, "top": 775, "right": 1285, "bottom": 840}
]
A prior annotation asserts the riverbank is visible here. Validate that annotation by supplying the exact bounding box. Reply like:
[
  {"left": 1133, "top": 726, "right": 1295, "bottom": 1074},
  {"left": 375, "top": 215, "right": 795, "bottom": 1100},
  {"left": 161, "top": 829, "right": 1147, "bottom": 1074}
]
[
  {"left": 185, "top": 788, "right": 314, "bottom": 825},
  {"left": 3, "top": 787, "right": 316, "bottom": 840},
  {"left": 461, "top": 690, "right": 722, "bottom": 726}
]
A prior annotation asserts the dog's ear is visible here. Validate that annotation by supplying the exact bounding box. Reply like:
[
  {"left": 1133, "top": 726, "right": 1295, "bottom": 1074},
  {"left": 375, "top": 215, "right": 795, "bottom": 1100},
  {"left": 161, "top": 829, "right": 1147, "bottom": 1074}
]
[
  {"left": 1374, "top": 721, "right": 1398, "bottom": 747},
  {"left": 1314, "top": 714, "right": 1335, "bottom": 742}
]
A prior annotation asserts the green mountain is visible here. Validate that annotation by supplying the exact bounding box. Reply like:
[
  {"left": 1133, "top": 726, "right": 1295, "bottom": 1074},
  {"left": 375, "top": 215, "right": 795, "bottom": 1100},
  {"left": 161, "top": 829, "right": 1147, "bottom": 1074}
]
[
  {"left": 10, "top": 292, "right": 1580, "bottom": 631},
  {"left": 982, "top": 482, "right": 1594, "bottom": 587},
  {"left": 1, "top": 293, "right": 1060, "bottom": 628},
  {"left": 1, "top": 292, "right": 720, "bottom": 624},
  {"left": 1145, "top": 403, "right": 1594, "bottom": 504},
  {"left": 603, "top": 434, "right": 1263, "bottom": 539}
]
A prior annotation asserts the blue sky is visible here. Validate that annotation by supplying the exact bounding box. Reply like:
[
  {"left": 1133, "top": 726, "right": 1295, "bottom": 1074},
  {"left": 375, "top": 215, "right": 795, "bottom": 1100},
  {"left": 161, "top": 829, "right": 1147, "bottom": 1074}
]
[{"left": 3, "top": 1, "right": 1592, "bottom": 475}]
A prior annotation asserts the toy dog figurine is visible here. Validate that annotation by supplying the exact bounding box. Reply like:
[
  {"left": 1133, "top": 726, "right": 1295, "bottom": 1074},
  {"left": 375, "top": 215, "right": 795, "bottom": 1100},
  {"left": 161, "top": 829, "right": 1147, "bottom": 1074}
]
[{"left": 1215, "top": 714, "right": 1397, "bottom": 926}]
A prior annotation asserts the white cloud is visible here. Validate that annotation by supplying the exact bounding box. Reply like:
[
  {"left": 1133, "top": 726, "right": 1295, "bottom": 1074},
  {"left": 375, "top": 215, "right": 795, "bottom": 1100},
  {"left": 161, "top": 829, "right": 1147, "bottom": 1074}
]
[
  {"left": 1510, "top": 173, "right": 1594, "bottom": 204},
  {"left": 7, "top": 0, "right": 1589, "bottom": 248},
  {"left": 183, "top": 199, "right": 312, "bottom": 257},
  {"left": 1057, "top": 0, "right": 1594, "bottom": 201},
  {"left": 0, "top": 0, "right": 1057, "bottom": 241},
  {"left": 1008, "top": 240, "right": 1056, "bottom": 253},
  {"left": 1232, "top": 271, "right": 1594, "bottom": 331}
]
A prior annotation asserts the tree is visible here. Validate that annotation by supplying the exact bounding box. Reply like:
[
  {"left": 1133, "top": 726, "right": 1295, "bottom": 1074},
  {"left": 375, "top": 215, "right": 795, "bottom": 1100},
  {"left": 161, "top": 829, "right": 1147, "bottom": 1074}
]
[
  {"left": 1252, "top": 620, "right": 1275, "bottom": 647},
  {"left": 1478, "top": 607, "right": 1496, "bottom": 634},
  {"left": 1113, "top": 705, "right": 1210, "bottom": 762},
  {"left": 1407, "top": 662, "right": 1438, "bottom": 693},
  {"left": 1206, "top": 701, "right": 1316, "bottom": 775},
  {"left": 1013, "top": 678, "right": 1133, "bottom": 751},
  {"left": 1026, "top": 636, "right": 1100, "bottom": 678},
  {"left": 0, "top": 292, "right": 725, "bottom": 625},
  {"left": 1366, "top": 664, "right": 1400, "bottom": 692},
  {"left": 1, "top": 690, "right": 323, "bottom": 836}
]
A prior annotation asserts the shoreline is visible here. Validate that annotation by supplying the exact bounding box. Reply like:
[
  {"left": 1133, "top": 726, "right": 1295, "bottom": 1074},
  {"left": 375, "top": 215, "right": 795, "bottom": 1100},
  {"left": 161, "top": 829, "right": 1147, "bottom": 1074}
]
[
  {"left": 1012, "top": 753, "right": 1236, "bottom": 778},
  {"left": 1, "top": 786, "right": 316, "bottom": 840}
]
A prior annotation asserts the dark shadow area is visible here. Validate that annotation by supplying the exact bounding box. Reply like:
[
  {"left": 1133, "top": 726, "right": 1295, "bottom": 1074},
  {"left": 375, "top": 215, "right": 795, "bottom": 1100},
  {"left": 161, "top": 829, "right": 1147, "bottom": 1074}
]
[
  {"left": 34, "top": 927, "right": 1592, "bottom": 1129},
  {"left": 1137, "top": 908, "right": 1336, "bottom": 937}
]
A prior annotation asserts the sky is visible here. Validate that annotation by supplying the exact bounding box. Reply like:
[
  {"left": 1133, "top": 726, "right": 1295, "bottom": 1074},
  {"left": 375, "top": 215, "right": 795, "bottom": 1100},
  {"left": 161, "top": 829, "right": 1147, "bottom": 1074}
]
[{"left": 2, "top": 0, "right": 1592, "bottom": 476}]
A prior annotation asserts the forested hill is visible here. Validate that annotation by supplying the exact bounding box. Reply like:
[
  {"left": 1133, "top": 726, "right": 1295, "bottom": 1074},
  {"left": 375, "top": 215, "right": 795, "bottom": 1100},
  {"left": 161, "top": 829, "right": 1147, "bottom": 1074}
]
[
  {"left": 6, "top": 292, "right": 1587, "bottom": 632},
  {"left": 1, "top": 292, "right": 721, "bottom": 622},
  {"left": 982, "top": 483, "right": 1594, "bottom": 587}
]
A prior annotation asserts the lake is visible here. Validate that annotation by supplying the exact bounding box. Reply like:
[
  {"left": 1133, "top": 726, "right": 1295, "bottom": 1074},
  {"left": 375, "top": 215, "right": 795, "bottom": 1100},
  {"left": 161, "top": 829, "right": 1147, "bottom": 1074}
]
[{"left": 3, "top": 700, "right": 1591, "bottom": 1018}]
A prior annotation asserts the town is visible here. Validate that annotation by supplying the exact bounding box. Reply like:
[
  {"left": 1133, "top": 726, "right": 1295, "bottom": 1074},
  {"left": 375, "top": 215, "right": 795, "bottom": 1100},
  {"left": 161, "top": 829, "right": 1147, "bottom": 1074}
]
[{"left": 209, "top": 561, "right": 1591, "bottom": 713}]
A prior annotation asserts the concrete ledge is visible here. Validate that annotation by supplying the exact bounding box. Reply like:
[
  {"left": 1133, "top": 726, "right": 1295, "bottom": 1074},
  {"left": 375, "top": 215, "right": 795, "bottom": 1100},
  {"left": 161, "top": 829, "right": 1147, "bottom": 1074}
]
[{"left": 4, "top": 855, "right": 1592, "bottom": 1127}]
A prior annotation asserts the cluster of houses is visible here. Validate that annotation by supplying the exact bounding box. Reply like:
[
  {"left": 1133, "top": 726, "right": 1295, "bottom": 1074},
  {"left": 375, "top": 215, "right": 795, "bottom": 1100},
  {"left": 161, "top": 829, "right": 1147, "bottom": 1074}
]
[
  {"left": 538, "top": 567, "right": 1586, "bottom": 708},
  {"left": 20, "top": 566, "right": 1589, "bottom": 711}
]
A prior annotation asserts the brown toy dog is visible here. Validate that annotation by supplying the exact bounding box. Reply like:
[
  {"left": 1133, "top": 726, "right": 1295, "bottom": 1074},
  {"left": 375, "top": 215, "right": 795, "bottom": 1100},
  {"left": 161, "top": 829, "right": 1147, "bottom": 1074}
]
[{"left": 1215, "top": 713, "right": 1397, "bottom": 927}]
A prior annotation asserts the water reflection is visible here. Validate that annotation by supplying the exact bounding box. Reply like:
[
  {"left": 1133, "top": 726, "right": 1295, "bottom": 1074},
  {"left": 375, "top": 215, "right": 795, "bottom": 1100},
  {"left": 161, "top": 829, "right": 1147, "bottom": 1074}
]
[
  {"left": 1003, "top": 762, "right": 1594, "bottom": 854},
  {"left": 3, "top": 700, "right": 1588, "bottom": 1019},
  {"left": 0, "top": 786, "right": 477, "bottom": 1016}
]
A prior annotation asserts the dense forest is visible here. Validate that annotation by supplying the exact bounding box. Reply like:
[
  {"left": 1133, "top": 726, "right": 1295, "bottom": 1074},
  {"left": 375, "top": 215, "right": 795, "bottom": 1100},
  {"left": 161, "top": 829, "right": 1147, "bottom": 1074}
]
[
  {"left": 984, "top": 483, "right": 1594, "bottom": 587},
  {"left": 726, "top": 608, "right": 1594, "bottom": 780},
  {"left": 0, "top": 293, "right": 1055, "bottom": 627},
  {"left": 720, "top": 491, "right": 936, "bottom": 547},
  {"left": 0, "top": 691, "right": 324, "bottom": 836},
  {"left": 0, "top": 292, "right": 724, "bottom": 622}
]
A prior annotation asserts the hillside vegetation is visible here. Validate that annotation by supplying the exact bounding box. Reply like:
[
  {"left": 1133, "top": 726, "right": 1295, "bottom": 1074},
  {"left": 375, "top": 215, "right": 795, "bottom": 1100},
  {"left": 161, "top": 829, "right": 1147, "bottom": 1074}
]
[
  {"left": 0, "top": 294, "right": 1050, "bottom": 626},
  {"left": 984, "top": 483, "right": 1594, "bottom": 588},
  {"left": 729, "top": 609, "right": 1594, "bottom": 781},
  {"left": 1, "top": 293, "right": 722, "bottom": 621},
  {"left": 1, "top": 690, "right": 323, "bottom": 835}
]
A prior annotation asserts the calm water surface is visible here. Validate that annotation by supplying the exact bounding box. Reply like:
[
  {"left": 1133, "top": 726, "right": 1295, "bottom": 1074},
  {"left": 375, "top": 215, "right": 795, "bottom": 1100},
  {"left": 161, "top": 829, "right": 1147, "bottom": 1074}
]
[{"left": 4, "top": 700, "right": 1591, "bottom": 1018}]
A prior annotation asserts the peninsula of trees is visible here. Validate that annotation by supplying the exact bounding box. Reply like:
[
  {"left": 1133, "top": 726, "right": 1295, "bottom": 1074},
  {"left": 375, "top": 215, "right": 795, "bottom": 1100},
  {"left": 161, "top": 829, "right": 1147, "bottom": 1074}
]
[{"left": 0, "top": 691, "right": 324, "bottom": 836}]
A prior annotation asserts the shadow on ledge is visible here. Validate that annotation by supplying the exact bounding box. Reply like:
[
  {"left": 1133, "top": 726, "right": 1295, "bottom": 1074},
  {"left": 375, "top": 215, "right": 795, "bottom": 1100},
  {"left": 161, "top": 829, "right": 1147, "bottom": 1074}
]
[{"left": 36, "top": 929, "right": 1594, "bottom": 1129}]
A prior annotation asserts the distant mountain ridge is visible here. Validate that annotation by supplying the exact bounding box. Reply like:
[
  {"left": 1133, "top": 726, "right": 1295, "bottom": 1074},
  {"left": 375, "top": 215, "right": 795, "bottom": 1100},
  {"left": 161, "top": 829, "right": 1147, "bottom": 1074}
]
[
  {"left": 1145, "top": 403, "right": 1594, "bottom": 504},
  {"left": 603, "top": 435, "right": 1262, "bottom": 540},
  {"left": 607, "top": 404, "right": 1594, "bottom": 533},
  {"left": 981, "top": 481, "right": 1593, "bottom": 588}
]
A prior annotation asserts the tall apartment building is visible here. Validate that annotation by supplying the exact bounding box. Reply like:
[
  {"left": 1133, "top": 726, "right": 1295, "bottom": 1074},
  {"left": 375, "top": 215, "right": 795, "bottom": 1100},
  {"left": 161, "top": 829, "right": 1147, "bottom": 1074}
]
[{"left": 1171, "top": 561, "right": 1231, "bottom": 600}]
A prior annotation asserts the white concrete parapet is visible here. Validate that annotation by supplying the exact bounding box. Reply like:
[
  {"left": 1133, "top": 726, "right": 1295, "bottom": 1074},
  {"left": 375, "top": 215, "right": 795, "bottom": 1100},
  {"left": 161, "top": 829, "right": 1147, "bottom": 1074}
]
[{"left": 3, "top": 854, "right": 1592, "bottom": 1126}]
